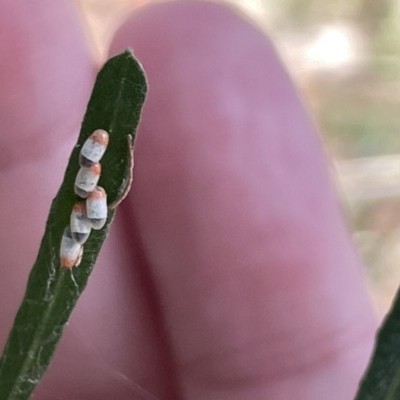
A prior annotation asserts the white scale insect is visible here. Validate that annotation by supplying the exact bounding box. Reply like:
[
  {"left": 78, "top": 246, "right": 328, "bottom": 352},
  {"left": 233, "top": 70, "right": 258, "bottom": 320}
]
[
  {"left": 60, "top": 129, "right": 110, "bottom": 268},
  {"left": 74, "top": 163, "right": 101, "bottom": 198},
  {"left": 79, "top": 129, "right": 109, "bottom": 167},
  {"left": 86, "top": 186, "right": 107, "bottom": 230},
  {"left": 60, "top": 132, "right": 134, "bottom": 268},
  {"left": 70, "top": 201, "right": 91, "bottom": 244},
  {"left": 60, "top": 226, "right": 83, "bottom": 268}
]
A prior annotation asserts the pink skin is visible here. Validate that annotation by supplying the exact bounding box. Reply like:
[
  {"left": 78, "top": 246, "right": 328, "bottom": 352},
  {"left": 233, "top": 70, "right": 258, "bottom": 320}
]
[{"left": 0, "top": 1, "right": 376, "bottom": 399}]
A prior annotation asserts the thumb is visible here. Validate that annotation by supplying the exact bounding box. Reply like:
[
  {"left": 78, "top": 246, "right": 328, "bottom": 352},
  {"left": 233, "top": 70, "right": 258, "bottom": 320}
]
[{"left": 110, "top": 1, "right": 376, "bottom": 399}]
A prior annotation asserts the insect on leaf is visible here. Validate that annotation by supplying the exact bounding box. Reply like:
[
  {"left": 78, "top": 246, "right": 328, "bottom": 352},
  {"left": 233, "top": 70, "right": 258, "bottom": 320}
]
[{"left": 0, "top": 49, "right": 147, "bottom": 400}]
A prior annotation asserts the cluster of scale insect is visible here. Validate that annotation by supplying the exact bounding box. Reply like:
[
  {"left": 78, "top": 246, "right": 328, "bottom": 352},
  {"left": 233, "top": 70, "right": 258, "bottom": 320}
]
[{"left": 60, "top": 129, "right": 109, "bottom": 268}]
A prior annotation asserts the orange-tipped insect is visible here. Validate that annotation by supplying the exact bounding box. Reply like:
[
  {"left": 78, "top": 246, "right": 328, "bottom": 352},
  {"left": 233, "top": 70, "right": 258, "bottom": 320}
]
[
  {"left": 79, "top": 129, "right": 109, "bottom": 167},
  {"left": 60, "top": 226, "right": 83, "bottom": 268},
  {"left": 74, "top": 163, "right": 101, "bottom": 198},
  {"left": 86, "top": 186, "right": 107, "bottom": 230},
  {"left": 70, "top": 202, "right": 91, "bottom": 244}
]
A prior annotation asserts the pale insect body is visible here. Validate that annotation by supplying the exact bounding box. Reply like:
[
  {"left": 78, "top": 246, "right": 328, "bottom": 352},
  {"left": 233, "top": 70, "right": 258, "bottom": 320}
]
[
  {"left": 70, "top": 202, "right": 91, "bottom": 244},
  {"left": 60, "top": 133, "right": 131, "bottom": 269},
  {"left": 79, "top": 129, "right": 109, "bottom": 167},
  {"left": 86, "top": 186, "right": 107, "bottom": 230},
  {"left": 74, "top": 163, "right": 101, "bottom": 198},
  {"left": 60, "top": 226, "right": 83, "bottom": 268}
]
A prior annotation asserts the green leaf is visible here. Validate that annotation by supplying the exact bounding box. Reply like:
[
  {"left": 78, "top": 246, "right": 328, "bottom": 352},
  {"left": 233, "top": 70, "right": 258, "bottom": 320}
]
[
  {"left": 355, "top": 291, "right": 400, "bottom": 400},
  {"left": 0, "top": 49, "right": 147, "bottom": 400}
]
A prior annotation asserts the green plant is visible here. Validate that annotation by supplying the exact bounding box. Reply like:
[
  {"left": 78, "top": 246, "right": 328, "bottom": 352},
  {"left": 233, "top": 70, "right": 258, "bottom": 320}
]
[
  {"left": 0, "top": 49, "right": 147, "bottom": 400},
  {"left": 355, "top": 292, "right": 400, "bottom": 399}
]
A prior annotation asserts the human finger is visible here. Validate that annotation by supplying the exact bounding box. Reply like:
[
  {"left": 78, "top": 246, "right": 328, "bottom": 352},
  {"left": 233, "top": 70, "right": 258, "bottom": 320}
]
[{"left": 110, "top": 2, "right": 376, "bottom": 399}]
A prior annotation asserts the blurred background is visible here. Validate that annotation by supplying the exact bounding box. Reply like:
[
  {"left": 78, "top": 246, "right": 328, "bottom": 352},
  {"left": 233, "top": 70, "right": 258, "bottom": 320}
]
[{"left": 73, "top": 0, "right": 400, "bottom": 319}]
